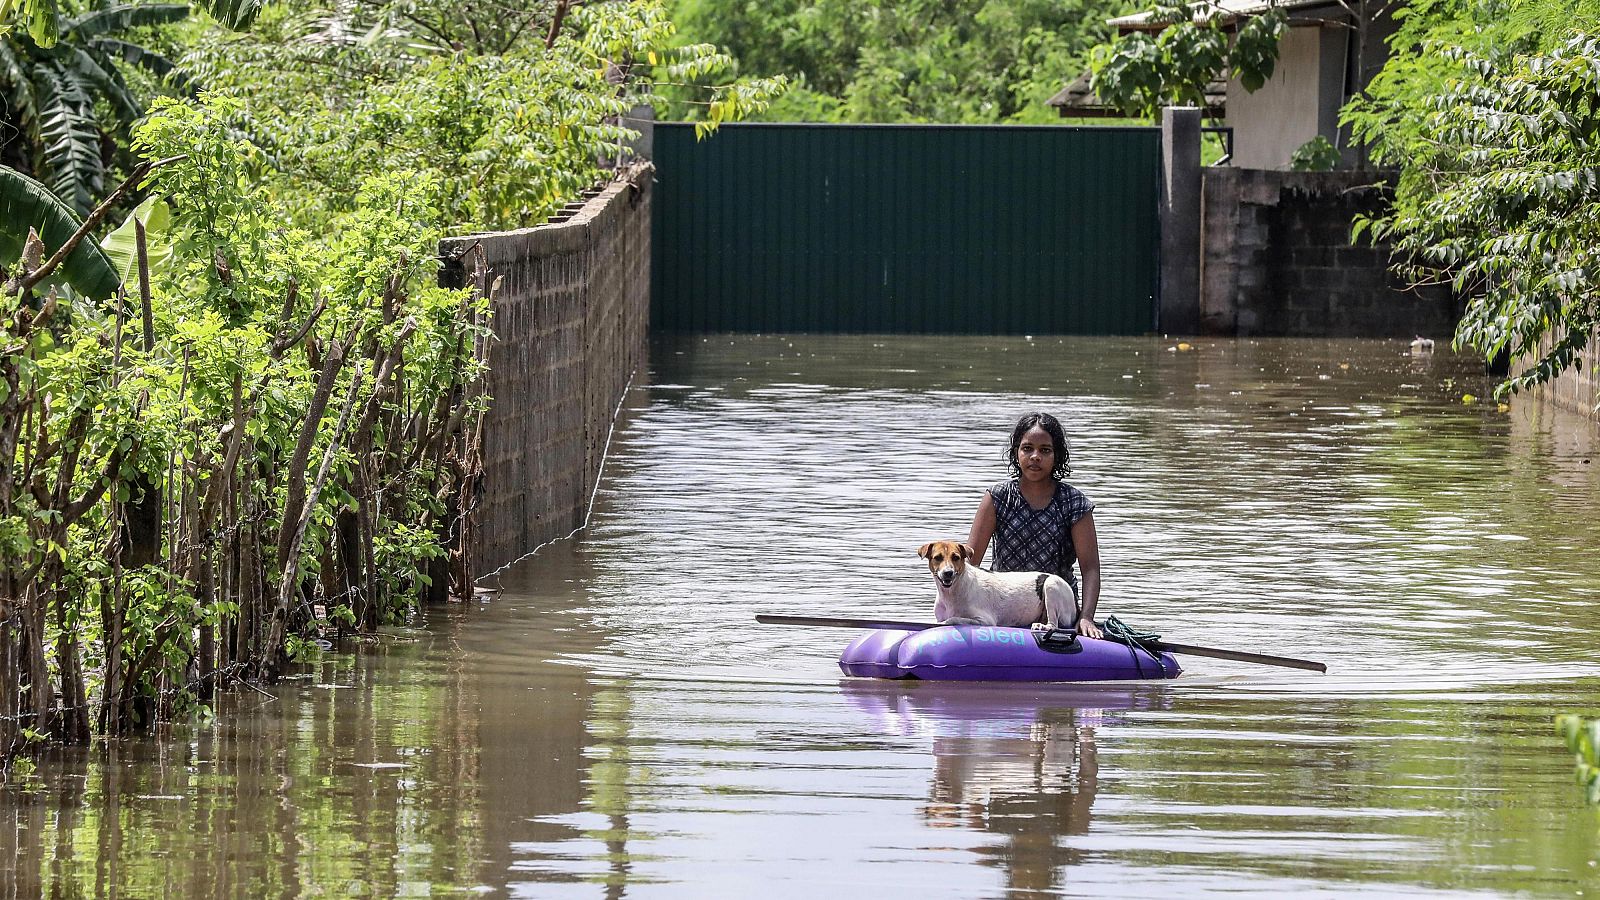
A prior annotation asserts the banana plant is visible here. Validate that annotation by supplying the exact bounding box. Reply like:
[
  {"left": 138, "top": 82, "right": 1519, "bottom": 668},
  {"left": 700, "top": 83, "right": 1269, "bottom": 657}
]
[
  {"left": 0, "top": 2, "right": 192, "bottom": 215},
  {"left": 0, "top": 163, "right": 119, "bottom": 299},
  {"left": 2, "top": 0, "right": 262, "bottom": 45}
]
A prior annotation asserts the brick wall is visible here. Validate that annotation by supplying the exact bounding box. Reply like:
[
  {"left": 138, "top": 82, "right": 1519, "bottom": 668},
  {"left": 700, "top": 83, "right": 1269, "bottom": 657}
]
[
  {"left": 439, "top": 163, "right": 652, "bottom": 575},
  {"left": 1201, "top": 168, "right": 1456, "bottom": 337}
]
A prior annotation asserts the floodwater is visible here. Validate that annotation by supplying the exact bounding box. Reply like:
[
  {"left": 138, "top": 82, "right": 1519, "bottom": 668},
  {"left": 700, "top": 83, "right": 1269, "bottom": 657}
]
[{"left": 6, "top": 335, "right": 1600, "bottom": 898}]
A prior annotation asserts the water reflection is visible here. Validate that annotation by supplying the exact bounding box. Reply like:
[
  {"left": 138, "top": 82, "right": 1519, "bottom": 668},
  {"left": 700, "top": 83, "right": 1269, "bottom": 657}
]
[
  {"left": 843, "top": 683, "right": 1142, "bottom": 896},
  {"left": 0, "top": 627, "right": 491, "bottom": 897}
]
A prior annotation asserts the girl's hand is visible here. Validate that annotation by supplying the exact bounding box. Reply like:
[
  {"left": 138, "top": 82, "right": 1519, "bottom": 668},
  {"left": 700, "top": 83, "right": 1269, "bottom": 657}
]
[{"left": 1079, "top": 619, "right": 1103, "bottom": 640}]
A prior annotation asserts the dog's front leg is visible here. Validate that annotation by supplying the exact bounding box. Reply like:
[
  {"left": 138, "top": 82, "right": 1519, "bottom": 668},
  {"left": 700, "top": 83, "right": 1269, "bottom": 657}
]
[
  {"left": 935, "top": 598, "right": 982, "bottom": 625},
  {"left": 936, "top": 584, "right": 983, "bottom": 625},
  {"left": 941, "top": 616, "right": 986, "bottom": 626}
]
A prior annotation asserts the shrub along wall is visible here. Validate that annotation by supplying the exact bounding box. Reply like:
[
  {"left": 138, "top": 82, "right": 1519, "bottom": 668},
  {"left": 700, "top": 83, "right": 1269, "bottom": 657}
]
[
  {"left": 440, "top": 163, "right": 653, "bottom": 577},
  {"left": 1200, "top": 168, "right": 1458, "bottom": 338}
]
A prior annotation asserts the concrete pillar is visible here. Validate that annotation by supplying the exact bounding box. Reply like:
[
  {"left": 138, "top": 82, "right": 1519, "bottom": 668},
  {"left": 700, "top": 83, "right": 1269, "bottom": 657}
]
[
  {"left": 621, "top": 104, "right": 655, "bottom": 160},
  {"left": 1160, "top": 107, "right": 1202, "bottom": 335}
]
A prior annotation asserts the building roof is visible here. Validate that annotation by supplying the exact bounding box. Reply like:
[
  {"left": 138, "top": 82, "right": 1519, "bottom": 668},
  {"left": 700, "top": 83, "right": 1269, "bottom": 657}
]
[
  {"left": 1109, "top": 0, "right": 1345, "bottom": 31},
  {"left": 1046, "top": 68, "right": 1226, "bottom": 117}
]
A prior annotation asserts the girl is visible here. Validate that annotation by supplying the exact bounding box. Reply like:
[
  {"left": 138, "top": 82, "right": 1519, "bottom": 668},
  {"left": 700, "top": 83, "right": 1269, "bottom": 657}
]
[{"left": 965, "top": 412, "right": 1104, "bottom": 639}]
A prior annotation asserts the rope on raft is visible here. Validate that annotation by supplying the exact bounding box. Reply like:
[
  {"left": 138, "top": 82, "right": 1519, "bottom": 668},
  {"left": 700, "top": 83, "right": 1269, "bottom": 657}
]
[{"left": 1099, "top": 615, "right": 1163, "bottom": 676}]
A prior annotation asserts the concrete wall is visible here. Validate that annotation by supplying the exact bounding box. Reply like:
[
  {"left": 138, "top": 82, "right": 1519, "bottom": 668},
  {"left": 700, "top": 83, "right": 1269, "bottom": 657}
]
[
  {"left": 1223, "top": 8, "right": 1399, "bottom": 170},
  {"left": 440, "top": 163, "right": 652, "bottom": 575},
  {"left": 1200, "top": 167, "right": 1456, "bottom": 337},
  {"left": 1528, "top": 331, "right": 1600, "bottom": 419},
  {"left": 1226, "top": 26, "right": 1333, "bottom": 170}
]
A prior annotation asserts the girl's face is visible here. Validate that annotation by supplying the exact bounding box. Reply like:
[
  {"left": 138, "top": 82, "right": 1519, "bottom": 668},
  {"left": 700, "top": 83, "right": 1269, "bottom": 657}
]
[{"left": 1015, "top": 426, "right": 1056, "bottom": 483}]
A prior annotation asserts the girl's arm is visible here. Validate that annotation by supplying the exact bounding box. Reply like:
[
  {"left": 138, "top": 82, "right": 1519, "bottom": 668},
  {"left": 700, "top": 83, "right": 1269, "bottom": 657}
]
[
  {"left": 965, "top": 491, "right": 997, "bottom": 566},
  {"left": 1072, "top": 512, "right": 1103, "bottom": 639}
]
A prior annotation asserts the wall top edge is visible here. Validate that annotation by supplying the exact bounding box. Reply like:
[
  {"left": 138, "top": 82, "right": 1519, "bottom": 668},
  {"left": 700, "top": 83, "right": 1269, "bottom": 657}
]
[
  {"left": 653, "top": 122, "right": 1162, "bottom": 134},
  {"left": 439, "top": 161, "right": 654, "bottom": 251},
  {"left": 1203, "top": 166, "right": 1399, "bottom": 178}
]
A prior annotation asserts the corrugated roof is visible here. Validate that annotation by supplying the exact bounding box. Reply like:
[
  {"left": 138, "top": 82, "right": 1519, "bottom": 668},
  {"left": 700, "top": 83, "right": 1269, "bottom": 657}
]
[
  {"left": 1109, "top": 0, "right": 1342, "bottom": 30},
  {"left": 1046, "top": 68, "right": 1226, "bottom": 116}
]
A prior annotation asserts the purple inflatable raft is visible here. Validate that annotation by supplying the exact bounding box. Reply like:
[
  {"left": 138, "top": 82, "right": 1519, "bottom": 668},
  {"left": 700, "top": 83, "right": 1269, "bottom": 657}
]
[{"left": 839, "top": 625, "right": 1181, "bottom": 682}]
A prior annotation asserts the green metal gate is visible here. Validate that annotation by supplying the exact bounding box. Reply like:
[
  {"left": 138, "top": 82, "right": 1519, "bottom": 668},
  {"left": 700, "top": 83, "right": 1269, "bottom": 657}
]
[{"left": 650, "top": 122, "right": 1161, "bottom": 334}]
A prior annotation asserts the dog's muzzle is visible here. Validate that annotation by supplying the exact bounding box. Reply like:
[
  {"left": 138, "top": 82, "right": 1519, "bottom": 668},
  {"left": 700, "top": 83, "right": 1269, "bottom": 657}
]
[{"left": 937, "top": 570, "right": 956, "bottom": 587}]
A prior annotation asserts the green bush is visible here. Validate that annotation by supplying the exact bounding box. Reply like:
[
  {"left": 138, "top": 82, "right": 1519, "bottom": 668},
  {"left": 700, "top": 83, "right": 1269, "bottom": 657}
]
[
  {"left": 1290, "top": 135, "right": 1341, "bottom": 172},
  {"left": 0, "top": 0, "right": 787, "bottom": 757},
  {"left": 1341, "top": 0, "right": 1600, "bottom": 397}
]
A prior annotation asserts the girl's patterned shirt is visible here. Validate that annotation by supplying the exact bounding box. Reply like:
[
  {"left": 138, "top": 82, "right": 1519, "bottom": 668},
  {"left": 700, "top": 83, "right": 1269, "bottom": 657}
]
[{"left": 987, "top": 478, "right": 1095, "bottom": 590}]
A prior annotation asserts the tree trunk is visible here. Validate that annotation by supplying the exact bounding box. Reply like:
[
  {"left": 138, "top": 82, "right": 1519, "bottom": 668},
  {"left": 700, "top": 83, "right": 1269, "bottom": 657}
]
[
  {"left": 55, "top": 583, "right": 89, "bottom": 742},
  {"left": 261, "top": 349, "right": 360, "bottom": 677}
]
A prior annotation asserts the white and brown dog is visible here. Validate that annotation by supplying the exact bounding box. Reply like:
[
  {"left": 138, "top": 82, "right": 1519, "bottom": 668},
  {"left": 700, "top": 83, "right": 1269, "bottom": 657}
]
[{"left": 918, "top": 540, "right": 1080, "bottom": 631}]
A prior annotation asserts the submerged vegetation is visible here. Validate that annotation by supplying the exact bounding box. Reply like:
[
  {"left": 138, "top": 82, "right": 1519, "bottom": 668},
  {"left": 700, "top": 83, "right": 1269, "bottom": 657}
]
[
  {"left": 0, "top": 0, "right": 783, "bottom": 761},
  {"left": 1556, "top": 714, "right": 1600, "bottom": 804}
]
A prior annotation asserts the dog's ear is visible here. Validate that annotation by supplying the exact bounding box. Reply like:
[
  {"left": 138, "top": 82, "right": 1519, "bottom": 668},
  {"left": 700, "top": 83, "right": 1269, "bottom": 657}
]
[
  {"left": 958, "top": 543, "right": 974, "bottom": 561},
  {"left": 917, "top": 543, "right": 933, "bottom": 559}
]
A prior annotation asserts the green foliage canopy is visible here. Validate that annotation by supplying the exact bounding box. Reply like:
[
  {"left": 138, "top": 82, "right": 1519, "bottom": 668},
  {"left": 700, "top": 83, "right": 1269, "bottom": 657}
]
[
  {"left": 1, "top": 0, "right": 260, "bottom": 46},
  {"left": 1087, "top": 1, "right": 1285, "bottom": 119},
  {"left": 181, "top": 0, "right": 785, "bottom": 230},
  {"left": 661, "top": 0, "right": 1125, "bottom": 123},
  {"left": 1343, "top": 0, "right": 1600, "bottom": 395}
]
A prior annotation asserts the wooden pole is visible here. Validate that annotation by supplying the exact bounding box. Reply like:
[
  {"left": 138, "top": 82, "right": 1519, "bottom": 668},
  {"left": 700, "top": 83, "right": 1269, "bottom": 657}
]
[{"left": 754, "top": 614, "right": 1327, "bottom": 673}]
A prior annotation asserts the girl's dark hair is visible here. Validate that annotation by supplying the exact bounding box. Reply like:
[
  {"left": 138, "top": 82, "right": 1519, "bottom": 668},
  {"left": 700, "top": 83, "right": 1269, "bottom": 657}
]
[{"left": 1005, "top": 412, "right": 1070, "bottom": 480}]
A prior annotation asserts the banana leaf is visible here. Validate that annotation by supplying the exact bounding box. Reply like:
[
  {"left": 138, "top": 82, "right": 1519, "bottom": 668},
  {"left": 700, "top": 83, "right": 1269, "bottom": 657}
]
[
  {"left": 67, "top": 3, "right": 190, "bottom": 39},
  {"left": 0, "top": 164, "right": 121, "bottom": 300},
  {"left": 194, "top": 0, "right": 260, "bottom": 30},
  {"left": 99, "top": 194, "right": 172, "bottom": 286}
]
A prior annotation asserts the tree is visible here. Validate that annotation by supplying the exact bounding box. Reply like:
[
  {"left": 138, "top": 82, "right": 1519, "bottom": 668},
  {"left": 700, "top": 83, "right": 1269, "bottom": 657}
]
[
  {"left": 1349, "top": 29, "right": 1600, "bottom": 395},
  {"left": 1337, "top": 0, "right": 1600, "bottom": 396},
  {"left": 0, "top": 0, "right": 789, "bottom": 758},
  {"left": 660, "top": 0, "right": 1121, "bottom": 123},
  {"left": 1087, "top": 0, "right": 1286, "bottom": 120}
]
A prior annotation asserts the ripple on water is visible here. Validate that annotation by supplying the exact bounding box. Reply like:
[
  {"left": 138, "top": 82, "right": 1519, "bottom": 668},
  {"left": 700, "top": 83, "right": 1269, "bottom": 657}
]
[{"left": 491, "top": 336, "right": 1600, "bottom": 894}]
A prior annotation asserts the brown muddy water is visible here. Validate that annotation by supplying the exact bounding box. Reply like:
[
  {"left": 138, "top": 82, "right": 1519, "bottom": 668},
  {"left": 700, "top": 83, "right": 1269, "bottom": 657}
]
[{"left": 5, "top": 335, "right": 1600, "bottom": 898}]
